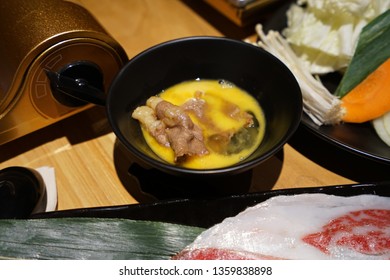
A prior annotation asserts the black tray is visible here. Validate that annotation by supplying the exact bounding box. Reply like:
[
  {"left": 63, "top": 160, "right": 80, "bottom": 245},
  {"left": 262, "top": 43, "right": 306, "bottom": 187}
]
[{"left": 32, "top": 182, "right": 390, "bottom": 228}]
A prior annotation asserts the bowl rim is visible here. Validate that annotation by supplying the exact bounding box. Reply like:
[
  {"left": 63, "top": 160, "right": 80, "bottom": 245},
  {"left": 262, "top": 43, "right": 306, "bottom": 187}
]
[{"left": 107, "top": 36, "right": 302, "bottom": 176}]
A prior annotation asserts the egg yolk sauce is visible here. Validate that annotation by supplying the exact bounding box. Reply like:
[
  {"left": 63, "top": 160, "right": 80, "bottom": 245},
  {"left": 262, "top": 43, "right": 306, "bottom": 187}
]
[{"left": 137, "top": 79, "right": 265, "bottom": 169}]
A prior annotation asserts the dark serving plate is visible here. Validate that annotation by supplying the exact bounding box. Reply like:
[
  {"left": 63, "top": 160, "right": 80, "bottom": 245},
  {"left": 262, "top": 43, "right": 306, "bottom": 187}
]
[
  {"left": 301, "top": 114, "right": 390, "bottom": 164},
  {"left": 264, "top": 1, "right": 390, "bottom": 165},
  {"left": 32, "top": 182, "right": 390, "bottom": 228}
]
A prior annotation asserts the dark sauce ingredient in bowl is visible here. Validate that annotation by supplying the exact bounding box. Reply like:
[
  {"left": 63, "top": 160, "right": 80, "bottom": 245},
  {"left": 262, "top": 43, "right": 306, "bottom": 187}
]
[{"left": 132, "top": 79, "right": 265, "bottom": 169}]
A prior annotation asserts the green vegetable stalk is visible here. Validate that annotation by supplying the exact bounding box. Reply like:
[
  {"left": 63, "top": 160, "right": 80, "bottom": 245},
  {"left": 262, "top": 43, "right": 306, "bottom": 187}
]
[{"left": 335, "top": 9, "right": 390, "bottom": 98}]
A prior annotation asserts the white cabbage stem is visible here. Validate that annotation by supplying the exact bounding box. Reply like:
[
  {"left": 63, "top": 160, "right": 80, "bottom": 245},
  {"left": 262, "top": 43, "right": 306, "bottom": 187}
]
[{"left": 253, "top": 24, "right": 345, "bottom": 126}]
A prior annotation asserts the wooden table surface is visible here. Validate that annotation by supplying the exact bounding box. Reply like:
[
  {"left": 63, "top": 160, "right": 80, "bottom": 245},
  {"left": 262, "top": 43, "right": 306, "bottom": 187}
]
[{"left": 1, "top": 0, "right": 389, "bottom": 211}]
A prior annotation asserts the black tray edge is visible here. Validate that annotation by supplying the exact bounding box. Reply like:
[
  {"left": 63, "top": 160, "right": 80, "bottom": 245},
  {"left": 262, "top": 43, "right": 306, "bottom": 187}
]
[{"left": 31, "top": 181, "right": 390, "bottom": 228}]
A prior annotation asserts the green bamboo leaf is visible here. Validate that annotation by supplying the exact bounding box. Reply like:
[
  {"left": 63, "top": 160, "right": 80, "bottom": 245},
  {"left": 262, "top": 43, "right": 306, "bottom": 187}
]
[
  {"left": 0, "top": 218, "right": 204, "bottom": 260},
  {"left": 335, "top": 9, "right": 390, "bottom": 98}
]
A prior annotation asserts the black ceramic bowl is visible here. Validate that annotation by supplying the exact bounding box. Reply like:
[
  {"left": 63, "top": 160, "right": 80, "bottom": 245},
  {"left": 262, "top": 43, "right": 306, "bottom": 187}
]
[{"left": 107, "top": 37, "right": 302, "bottom": 176}]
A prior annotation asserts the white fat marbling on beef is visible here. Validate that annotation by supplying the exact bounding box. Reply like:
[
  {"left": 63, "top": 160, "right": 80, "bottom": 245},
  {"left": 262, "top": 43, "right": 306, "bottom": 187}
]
[{"left": 181, "top": 194, "right": 390, "bottom": 260}]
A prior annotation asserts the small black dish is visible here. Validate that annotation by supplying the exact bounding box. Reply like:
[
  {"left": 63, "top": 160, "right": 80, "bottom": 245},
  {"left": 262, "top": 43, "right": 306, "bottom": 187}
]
[
  {"left": 107, "top": 36, "right": 302, "bottom": 177},
  {"left": 0, "top": 167, "right": 45, "bottom": 219}
]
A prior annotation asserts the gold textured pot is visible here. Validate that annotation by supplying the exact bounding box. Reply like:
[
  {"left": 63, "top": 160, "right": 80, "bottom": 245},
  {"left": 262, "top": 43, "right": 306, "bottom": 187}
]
[{"left": 0, "top": 0, "right": 128, "bottom": 144}]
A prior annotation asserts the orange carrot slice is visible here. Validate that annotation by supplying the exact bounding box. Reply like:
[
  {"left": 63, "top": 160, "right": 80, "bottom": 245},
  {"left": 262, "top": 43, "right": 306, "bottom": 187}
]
[{"left": 341, "top": 58, "right": 390, "bottom": 123}]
